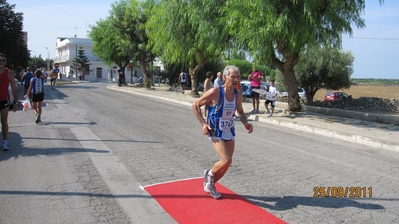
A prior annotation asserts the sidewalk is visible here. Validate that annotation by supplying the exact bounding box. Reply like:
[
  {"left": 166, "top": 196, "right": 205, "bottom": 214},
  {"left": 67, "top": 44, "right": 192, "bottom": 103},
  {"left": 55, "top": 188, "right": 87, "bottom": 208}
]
[{"left": 107, "top": 84, "right": 399, "bottom": 152}]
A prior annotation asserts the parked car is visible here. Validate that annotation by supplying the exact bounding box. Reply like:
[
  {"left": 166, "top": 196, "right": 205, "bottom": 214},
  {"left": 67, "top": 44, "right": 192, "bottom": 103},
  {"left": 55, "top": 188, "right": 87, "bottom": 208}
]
[
  {"left": 324, "top": 91, "right": 352, "bottom": 102},
  {"left": 298, "top": 87, "right": 307, "bottom": 102},
  {"left": 240, "top": 81, "right": 251, "bottom": 100}
]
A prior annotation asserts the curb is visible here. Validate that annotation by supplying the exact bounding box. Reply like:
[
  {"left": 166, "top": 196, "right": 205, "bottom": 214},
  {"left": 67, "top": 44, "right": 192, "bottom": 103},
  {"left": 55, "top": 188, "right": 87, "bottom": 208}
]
[
  {"left": 304, "top": 105, "right": 399, "bottom": 125},
  {"left": 250, "top": 114, "right": 399, "bottom": 152},
  {"left": 108, "top": 86, "right": 399, "bottom": 152}
]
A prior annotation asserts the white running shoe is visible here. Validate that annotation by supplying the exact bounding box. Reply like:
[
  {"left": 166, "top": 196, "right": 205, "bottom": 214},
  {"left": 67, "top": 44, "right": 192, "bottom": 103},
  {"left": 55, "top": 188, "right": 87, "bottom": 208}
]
[{"left": 204, "top": 183, "right": 221, "bottom": 199}]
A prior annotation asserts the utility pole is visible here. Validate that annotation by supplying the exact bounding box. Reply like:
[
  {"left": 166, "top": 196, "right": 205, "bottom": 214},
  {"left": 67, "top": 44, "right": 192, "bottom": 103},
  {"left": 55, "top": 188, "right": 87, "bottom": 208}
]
[
  {"left": 74, "top": 27, "right": 78, "bottom": 81},
  {"left": 46, "top": 47, "right": 50, "bottom": 73}
]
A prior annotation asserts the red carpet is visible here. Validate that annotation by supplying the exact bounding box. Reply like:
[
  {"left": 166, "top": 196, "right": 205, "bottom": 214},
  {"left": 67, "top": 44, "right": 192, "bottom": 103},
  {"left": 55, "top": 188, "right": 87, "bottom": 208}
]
[{"left": 144, "top": 177, "right": 286, "bottom": 224}]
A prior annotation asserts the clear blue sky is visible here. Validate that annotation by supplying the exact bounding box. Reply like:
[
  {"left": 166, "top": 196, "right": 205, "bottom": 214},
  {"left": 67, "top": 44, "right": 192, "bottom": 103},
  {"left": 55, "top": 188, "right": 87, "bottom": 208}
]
[{"left": 8, "top": 0, "right": 399, "bottom": 79}]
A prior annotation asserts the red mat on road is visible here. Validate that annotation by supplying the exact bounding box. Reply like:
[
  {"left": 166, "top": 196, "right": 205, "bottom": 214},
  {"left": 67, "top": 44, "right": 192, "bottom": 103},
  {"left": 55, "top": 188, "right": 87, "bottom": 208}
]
[{"left": 143, "top": 177, "right": 286, "bottom": 224}]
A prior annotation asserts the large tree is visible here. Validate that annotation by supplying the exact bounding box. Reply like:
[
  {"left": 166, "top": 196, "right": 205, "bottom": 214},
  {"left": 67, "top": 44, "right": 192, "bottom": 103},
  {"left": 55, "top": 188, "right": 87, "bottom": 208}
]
[
  {"left": 223, "top": 0, "right": 382, "bottom": 111},
  {"left": 126, "top": 0, "right": 157, "bottom": 88},
  {"left": 146, "top": 0, "right": 229, "bottom": 95},
  {"left": 89, "top": 0, "right": 137, "bottom": 83},
  {"left": 0, "top": 0, "right": 29, "bottom": 70},
  {"left": 295, "top": 46, "right": 354, "bottom": 104}
]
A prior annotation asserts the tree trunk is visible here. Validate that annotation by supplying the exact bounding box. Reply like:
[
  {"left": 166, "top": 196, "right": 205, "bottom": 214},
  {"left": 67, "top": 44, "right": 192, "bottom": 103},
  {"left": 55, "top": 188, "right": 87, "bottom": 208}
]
[
  {"left": 188, "top": 58, "right": 206, "bottom": 96},
  {"left": 273, "top": 54, "right": 302, "bottom": 112},
  {"left": 140, "top": 62, "right": 151, "bottom": 89}
]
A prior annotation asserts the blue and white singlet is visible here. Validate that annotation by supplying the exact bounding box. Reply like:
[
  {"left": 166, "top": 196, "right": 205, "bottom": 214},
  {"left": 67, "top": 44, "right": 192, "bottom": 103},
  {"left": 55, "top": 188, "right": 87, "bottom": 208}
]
[
  {"left": 207, "top": 86, "right": 237, "bottom": 141},
  {"left": 32, "top": 77, "right": 44, "bottom": 94}
]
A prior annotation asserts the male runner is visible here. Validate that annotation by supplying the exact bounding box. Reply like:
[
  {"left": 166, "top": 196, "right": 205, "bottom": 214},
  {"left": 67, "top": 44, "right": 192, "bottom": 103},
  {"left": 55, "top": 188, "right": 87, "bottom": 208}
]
[
  {"left": 0, "top": 53, "right": 18, "bottom": 151},
  {"left": 192, "top": 65, "right": 253, "bottom": 199}
]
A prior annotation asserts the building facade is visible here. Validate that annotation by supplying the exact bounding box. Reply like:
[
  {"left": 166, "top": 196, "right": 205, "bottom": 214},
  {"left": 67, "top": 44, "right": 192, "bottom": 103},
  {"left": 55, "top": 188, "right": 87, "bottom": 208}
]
[{"left": 53, "top": 37, "right": 144, "bottom": 82}]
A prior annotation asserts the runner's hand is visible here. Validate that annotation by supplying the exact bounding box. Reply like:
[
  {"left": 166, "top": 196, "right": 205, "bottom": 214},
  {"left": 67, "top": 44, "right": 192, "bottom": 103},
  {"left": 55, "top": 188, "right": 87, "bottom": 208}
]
[
  {"left": 202, "top": 123, "right": 211, "bottom": 135},
  {"left": 245, "top": 123, "right": 253, "bottom": 134}
]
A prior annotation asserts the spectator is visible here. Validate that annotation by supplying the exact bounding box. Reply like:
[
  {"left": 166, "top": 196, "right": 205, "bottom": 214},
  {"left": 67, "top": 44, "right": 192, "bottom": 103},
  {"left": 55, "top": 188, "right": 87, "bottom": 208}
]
[
  {"left": 264, "top": 79, "right": 278, "bottom": 117},
  {"left": 213, "top": 72, "right": 223, "bottom": 87},
  {"left": 179, "top": 71, "right": 187, "bottom": 94},
  {"left": 248, "top": 68, "right": 263, "bottom": 113}
]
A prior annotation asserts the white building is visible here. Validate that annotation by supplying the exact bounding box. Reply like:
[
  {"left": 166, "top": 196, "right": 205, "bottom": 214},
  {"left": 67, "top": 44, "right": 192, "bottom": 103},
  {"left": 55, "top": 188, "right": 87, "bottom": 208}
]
[{"left": 53, "top": 37, "right": 144, "bottom": 82}]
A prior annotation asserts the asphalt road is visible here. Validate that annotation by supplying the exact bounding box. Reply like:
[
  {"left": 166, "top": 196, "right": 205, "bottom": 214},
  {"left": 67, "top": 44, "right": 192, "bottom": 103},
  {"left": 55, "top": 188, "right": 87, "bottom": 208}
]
[{"left": 1, "top": 82, "right": 398, "bottom": 224}]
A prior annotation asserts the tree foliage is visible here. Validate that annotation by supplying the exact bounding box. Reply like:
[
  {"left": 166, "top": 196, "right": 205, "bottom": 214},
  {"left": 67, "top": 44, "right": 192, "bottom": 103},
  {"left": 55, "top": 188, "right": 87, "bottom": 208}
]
[
  {"left": 295, "top": 46, "right": 354, "bottom": 104},
  {"left": 89, "top": 0, "right": 136, "bottom": 83},
  {"left": 126, "top": 0, "right": 157, "bottom": 88},
  {"left": 0, "top": 0, "right": 29, "bottom": 70},
  {"left": 72, "top": 46, "right": 90, "bottom": 76},
  {"left": 146, "top": 0, "right": 229, "bottom": 95},
  {"left": 222, "top": 0, "right": 380, "bottom": 111}
]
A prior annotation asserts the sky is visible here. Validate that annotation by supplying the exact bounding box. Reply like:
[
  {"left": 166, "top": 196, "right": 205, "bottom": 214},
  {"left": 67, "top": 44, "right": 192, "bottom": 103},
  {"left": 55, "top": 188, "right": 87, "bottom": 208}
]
[{"left": 8, "top": 0, "right": 399, "bottom": 79}]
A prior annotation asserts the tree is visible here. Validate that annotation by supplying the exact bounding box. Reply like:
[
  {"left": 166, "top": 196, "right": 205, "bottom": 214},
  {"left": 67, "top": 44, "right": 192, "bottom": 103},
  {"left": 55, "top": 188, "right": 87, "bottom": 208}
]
[
  {"left": 295, "top": 46, "right": 354, "bottom": 104},
  {"left": 126, "top": 0, "right": 157, "bottom": 88},
  {"left": 146, "top": 0, "right": 229, "bottom": 95},
  {"left": 89, "top": 0, "right": 136, "bottom": 83},
  {"left": 0, "top": 0, "right": 29, "bottom": 70},
  {"left": 222, "top": 0, "right": 382, "bottom": 111},
  {"left": 72, "top": 46, "right": 90, "bottom": 80}
]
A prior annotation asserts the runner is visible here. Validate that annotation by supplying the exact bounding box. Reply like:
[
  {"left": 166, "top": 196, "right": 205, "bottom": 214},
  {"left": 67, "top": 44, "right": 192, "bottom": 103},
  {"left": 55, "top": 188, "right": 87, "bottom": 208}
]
[
  {"left": 0, "top": 53, "right": 18, "bottom": 151},
  {"left": 50, "top": 70, "right": 57, "bottom": 88},
  {"left": 24, "top": 70, "right": 45, "bottom": 123},
  {"left": 192, "top": 65, "right": 253, "bottom": 199}
]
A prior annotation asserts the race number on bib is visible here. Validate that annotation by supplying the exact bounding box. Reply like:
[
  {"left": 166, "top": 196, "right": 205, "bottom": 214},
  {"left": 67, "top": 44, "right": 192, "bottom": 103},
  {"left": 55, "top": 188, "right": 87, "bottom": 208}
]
[{"left": 219, "top": 118, "right": 234, "bottom": 130}]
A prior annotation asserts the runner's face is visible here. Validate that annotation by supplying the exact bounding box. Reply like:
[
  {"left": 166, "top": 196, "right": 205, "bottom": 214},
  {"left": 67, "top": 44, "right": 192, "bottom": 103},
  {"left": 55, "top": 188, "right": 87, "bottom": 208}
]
[
  {"left": 0, "top": 57, "right": 6, "bottom": 68},
  {"left": 226, "top": 69, "right": 240, "bottom": 87}
]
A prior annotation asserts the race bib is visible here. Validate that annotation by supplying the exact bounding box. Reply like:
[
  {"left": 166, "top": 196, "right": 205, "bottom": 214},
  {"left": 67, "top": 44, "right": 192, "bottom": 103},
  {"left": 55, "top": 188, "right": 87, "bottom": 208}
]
[{"left": 219, "top": 118, "right": 235, "bottom": 130}]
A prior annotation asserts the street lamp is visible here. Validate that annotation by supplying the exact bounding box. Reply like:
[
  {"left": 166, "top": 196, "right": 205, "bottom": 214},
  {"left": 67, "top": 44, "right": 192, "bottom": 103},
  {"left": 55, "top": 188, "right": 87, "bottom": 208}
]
[{"left": 46, "top": 47, "right": 50, "bottom": 72}]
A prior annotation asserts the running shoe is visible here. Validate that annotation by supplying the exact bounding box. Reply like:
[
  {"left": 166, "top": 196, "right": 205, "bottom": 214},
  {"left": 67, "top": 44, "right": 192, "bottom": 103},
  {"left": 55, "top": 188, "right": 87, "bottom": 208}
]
[
  {"left": 268, "top": 114, "right": 273, "bottom": 117},
  {"left": 265, "top": 110, "right": 270, "bottom": 114},
  {"left": 249, "top": 109, "right": 256, "bottom": 114},
  {"left": 204, "top": 183, "right": 221, "bottom": 199},
  {"left": 203, "top": 169, "right": 210, "bottom": 186},
  {"left": 35, "top": 114, "right": 40, "bottom": 123},
  {"left": 2, "top": 142, "right": 9, "bottom": 151}
]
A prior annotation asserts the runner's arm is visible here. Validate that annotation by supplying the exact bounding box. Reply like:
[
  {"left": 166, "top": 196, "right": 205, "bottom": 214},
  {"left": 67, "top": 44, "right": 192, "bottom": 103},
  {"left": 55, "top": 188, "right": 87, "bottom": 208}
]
[
  {"left": 8, "top": 71, "right": 18, "bottom": 112},
  {"left": 192, "top": 88, "right": 218, "bottom": 135},
  {"left": 236, "top": 93, "right": 253, "bottom": 133}
]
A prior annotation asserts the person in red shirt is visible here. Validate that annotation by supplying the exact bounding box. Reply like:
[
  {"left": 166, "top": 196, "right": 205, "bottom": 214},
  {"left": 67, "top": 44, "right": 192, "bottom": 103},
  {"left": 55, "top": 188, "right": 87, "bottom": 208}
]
[
  {"left": 0, "top": 53, "right": 18, "bottom": 151},
  {"left": 248, "top": 68, "right": 263, "bottom": 113}
]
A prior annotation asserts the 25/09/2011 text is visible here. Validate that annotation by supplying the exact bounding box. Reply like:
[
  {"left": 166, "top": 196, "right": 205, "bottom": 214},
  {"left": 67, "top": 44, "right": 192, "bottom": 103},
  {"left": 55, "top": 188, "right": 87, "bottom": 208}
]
[{"left": 313, "top": 187, "right": 372, "bottom": 198}]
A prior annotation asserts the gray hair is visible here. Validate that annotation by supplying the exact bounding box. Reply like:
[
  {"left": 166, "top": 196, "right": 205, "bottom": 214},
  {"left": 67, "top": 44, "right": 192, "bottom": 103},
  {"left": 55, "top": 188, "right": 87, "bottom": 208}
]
[{"left": 223, "top": 65, "right": 240, "bottom": 77}]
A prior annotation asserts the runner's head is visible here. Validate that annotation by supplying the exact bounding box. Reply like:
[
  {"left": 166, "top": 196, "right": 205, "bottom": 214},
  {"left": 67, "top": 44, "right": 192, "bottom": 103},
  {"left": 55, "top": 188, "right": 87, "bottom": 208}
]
[
  {"left": 35, "top": 70, "right": 42, "bottom": 78},
  {"left": 223, "top": 66, "right": 240, "bottom": 88}
]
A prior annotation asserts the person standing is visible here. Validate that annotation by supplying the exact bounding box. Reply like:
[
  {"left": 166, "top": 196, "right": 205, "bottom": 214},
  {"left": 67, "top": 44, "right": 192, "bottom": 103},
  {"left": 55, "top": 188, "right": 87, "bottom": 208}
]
[
  {"left": 24, "top": 70, "right": 44, "bottom": 123},
  {"left": 21, "top": 67, "right": 33, "bottom": 96},
  {"left": 213, "top": 71, "right": 223, "bottom": 88},
  {"left": 192, "top": 65, "right": 253, "bottom": 199},
  {"left": 203, "top": 71, "right": 214, "bottom": 118},
  {"left": 0, "top": 53, "right": 18, "bottom": 151},
  {"left": 248, "top": 68, "right": 263, "bottom": 114},
  {"left": 264, "top": 79, "right": 278, "bottom": 117},
  {"left": 178, "top": 71, "right": 187, "bottom": 94}
]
